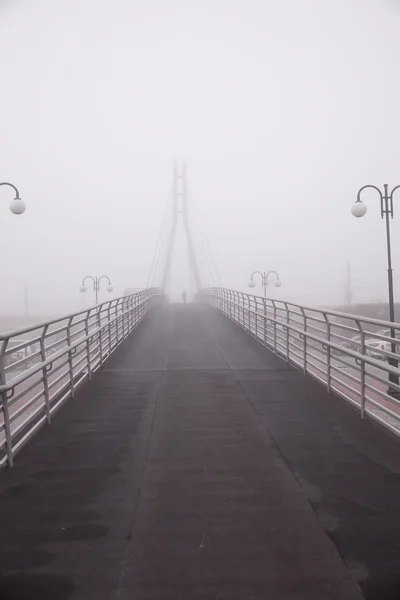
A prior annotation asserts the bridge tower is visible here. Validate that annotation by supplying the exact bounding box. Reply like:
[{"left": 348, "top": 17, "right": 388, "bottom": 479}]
[{"left": 160, "top": 160, "right": 202, "bottom": 292}]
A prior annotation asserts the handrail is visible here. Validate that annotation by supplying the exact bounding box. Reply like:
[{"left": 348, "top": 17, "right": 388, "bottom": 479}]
[
  {"left": 0, "top": 294, "right": 152, "bottom": 392},
  {"left": 0, "top": 288, "right": 165, "bottom": 468},
  {"left": 0, "top": 289, "right": 154, "bottom": 340},
  {"left": 200, "top": 287, "right": 400, "bottom": 437},
  {"left": 208, "top": 286, "right": 400, "bottom": 331}
]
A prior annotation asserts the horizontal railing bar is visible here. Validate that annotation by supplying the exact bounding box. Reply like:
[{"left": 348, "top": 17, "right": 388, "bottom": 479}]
[
  {"left": 9, "top": 390, "right": 44, "bottom": 425},
  {"left": 7, "top": 377, "right": 44, "bottom": 408}
]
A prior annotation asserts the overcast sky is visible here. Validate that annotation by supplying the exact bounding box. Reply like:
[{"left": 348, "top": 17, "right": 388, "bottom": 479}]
[{"left": 0, "top": 0, "right": 400, "bottom": 314}]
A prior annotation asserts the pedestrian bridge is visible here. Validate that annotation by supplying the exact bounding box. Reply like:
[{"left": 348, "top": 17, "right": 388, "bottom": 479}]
[{"left": 0, "top": 288, "right": 400, "bottom": 600}]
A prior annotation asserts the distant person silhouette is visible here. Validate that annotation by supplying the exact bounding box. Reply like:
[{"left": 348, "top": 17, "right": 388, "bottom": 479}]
[{"left": 182, "top": 290, "right": 187, "bottom": 304}]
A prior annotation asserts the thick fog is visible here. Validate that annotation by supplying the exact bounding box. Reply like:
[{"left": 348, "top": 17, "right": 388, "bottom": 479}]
[{"left": 1, "top": 0, "right": 400, "bottom": 316}]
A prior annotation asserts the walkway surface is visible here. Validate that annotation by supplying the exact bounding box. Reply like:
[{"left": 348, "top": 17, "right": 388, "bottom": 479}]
[{"left": 0, "top": 304, "right": 400, "bottom": 600}]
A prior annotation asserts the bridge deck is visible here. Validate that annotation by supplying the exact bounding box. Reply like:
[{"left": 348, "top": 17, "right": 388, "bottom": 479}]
[{"left": 0, "top": 304, "right": 399, "bottom": 600}]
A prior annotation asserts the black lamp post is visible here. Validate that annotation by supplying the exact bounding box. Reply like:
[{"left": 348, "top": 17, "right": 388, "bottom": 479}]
[{"left": 352, "top": 184, "right": 400, "bottom": 398}]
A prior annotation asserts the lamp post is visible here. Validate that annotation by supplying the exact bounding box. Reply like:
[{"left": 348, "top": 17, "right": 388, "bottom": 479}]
[
  {"left": 0, "top": 182, "right": 26, "bottom": 214},
  {"left": 80, "top": 275, "right": 114, "bottom": 305},
  {"left": 248, "top": 270, "right": 281, "bottom": 297},
  {"left": 352, "top": 184, "right": 400, "bottom": 398}
]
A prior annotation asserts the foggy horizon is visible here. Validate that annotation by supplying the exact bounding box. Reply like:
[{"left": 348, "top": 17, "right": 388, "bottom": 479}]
[{"left": 1, "top": 0, "right": 400, "bottom": 318}]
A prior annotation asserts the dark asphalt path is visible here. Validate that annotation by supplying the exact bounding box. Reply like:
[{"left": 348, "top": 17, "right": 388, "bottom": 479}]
[{"left": 0, "top": 304, "right": 399, "bottom": 599}]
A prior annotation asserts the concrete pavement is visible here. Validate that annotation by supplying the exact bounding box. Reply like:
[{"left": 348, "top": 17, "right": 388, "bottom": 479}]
[{"left": 0, "top": 304, "right": 399, "bottom": 599}]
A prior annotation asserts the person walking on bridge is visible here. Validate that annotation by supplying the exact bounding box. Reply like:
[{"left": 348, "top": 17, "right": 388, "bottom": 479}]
[{"left": 181, "top": 290, "right": 187, "bottom": 303}]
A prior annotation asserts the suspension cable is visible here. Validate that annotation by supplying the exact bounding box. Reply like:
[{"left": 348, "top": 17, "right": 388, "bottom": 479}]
[{"left": 146, "top": 187, "right": 172, "bottom": 288}]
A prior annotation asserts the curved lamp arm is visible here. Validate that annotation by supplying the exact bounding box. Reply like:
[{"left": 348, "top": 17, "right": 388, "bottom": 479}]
[
  {"left": 82, "top": 275, "right": 96, "bottom": 285},
  {"left": 0, "top": 182, "right": 20, "bottom": 197},
  {"left": 390, "top": 184, "right": 400, "bottom": 197},
  {"left": 250, "top": 271, "right": 264, "bottom": 282},
  {"left": 98, "top": 275, "right": 112, "bottom": 285},
  {"left": 389, "top": 185, "right": 400, "bottom": 217},
  {"left": 356, "top": 184, "right": 383, "bottom": 203},
  {"left": 265, "top": 270, "right": 279, "bottom": 280},
  {"left": 81, "top": 276, "right": 96, "bottom": 288}
]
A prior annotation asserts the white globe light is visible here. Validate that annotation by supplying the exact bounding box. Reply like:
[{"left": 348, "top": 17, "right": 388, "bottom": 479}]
[
  {"left": 248, "top": 281, "right": 256, "bottom": 288},
  {"left": 275, "top": 280, "right": 282, "bottom": 288},
  {"left": 80, "top": 285, "right": 87, "bottom": 293},
  {"left": 106, "top": 285, "right": 113, "bottom": 293},
  {"left": 10, "top": 197, "right": 26, "bottom": 215},
  {"left": 351, "top": 201, "right": 367, "bottom": 218}
]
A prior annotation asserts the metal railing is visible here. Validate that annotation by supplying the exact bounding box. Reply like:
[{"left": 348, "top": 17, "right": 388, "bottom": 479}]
[
  {"left": 200, "top": 288, "right": 400, "bottom": 437},
  {"left": 0, "top": 288, "right": 164, "bottom": 468}
]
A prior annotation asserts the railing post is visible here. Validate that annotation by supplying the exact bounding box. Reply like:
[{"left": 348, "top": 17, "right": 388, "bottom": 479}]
[
  {"left": 139, "top": 293, "right": 144, "bottom": 322},
  {"left": 144, "top": 291, "right": 148, "bottom": 318},
  {"left": 143, "top": 294, "right": 147, "bottom": 320},
  {"left": 133, "top": 295, "right": 138, "bottom": 327},
  {"left": 358, "top": 321, "right": 366, "bottom": 418},
  {"left": 324, "top": 313, "right": 331, "bottom": 392},
  {"left": 255, "top": 296, "right": 261, "bottom": 340},
  {"left": 66, "top": 316, "right": 75, "bottom": 398},
  {"left": 272, "top": 300, "right": 277, "bottom": 353},
  {"left": 234, "top": 291, "right": 239, "bottom": 324},
  {"left": 300, "top": 308, "right": 307, "bottom": 374},
  {"left": 125, "top": 295, "right": 130, "bottom": 334},
  {"left": 0, "top": 339, "right": 13, "bottom": 467},
  {"left": 228, "top": 290, "right": 233, "bottom": 320},
  {"left": 128, "top": 295, "right": 134, "bottom": 333},
  {"left": 143, "top": 292, "right": 147, "bottom": 320},
  {"left": 137, "top": 294, "right": 142, "bottom": 325},
  {"left": 139, "top": 294, "right": 143, "bottom": 325},
  {"left": 40, "top": 325, "right": 51, "bottom": 424},
  {"left": 237, "top": 293, "right": 242, "bottom": 327},
  {"left": 107, "top": 302, "right": 113, "bottom": 355},
  {"left": 122, "top": 296, "right": 127, "bottom": 340},
  {"left": 253, "top": 296, "right": 257, "bottom": 338},
  {"left": 133, "top": 295, "right": 138, "bottom": 328},
  {"left": 262, "top": 298, "right": 267, "bottom": 346},
  {"left": 285, "top": 303, "right": 290, "bottom": 362},
  {"left": 116, "top": 299, "right": 122, "bottom": 347},
  {"left": 247, "top": 294, "right": 251, "bottom": 333},
  {"left": 85, "top": 309, "right": 92, "bottom": 380},
  {"left": 96, "top": 307, "right": 104, "bottom": 365}
]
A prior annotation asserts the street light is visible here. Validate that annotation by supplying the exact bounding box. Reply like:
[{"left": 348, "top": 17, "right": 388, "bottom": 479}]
[
  {"left": 80, "top": 275, "right": 114, "bottom": 305},
  {"left": 352, "top": 183, "right": 400, "bottom": 398},
  {"left": 248, "top": 270, "right": 282, "bottom": 297},
  {"left": 0, "top": 182, "right": 26, "bottom": 214}
]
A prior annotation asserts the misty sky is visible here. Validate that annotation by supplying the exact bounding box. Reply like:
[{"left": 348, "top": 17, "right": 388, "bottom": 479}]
[{"left": 1, "top": 0, "right": 400, "bottom": 314}]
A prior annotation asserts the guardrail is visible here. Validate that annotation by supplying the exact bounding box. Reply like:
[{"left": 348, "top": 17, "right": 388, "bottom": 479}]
[
  {"left": 200, "top": 288, "right": 400, "bottom": 437},
  {"left": 0, "top": 288, "right": 164, "bottom": 468}
]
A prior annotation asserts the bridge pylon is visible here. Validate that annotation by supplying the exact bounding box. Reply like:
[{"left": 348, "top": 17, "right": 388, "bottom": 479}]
[{"left": 160, "top": 160, "right": 202, "bottom": 292}]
